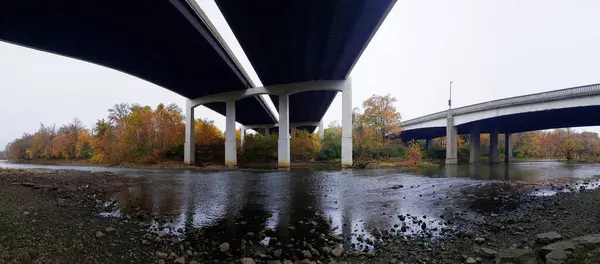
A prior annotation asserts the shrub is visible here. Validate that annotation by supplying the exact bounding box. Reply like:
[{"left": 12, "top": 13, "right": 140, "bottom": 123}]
[
  {"left": 242, "top": 134, "right": 278, "bottom": 163},
  {"left": 405, "top": 141, "right": 423, "bottom": 165},
  {"left": 290, "top": 130, "right": 321, "bottom": 161}
]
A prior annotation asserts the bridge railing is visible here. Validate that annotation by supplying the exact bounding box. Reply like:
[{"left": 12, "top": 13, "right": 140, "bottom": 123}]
[{"left": 402, "top": 83, "right": 600, "bottom": 126}]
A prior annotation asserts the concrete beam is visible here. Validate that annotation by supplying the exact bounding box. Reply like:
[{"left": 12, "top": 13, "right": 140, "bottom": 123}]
[
  {"left": 469, "top": 126, "right": 480, "bottom": 164},
  {"left": 225, "top": 100, "right": 237, "bottom": 166},
  {"left": 278, "top": 94, "right": 291, "bottom": 167},
  {"left": 184, "top": 99, "right": 195, "bottom": 165},
  {"left": 188, "top": 79, "right": 351, "bottom": 107},
  {"left": 489, "top": 127, "right": 499, "bottom": 163}
]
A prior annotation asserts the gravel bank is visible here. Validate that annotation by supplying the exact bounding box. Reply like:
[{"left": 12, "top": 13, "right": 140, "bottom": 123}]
[{"left": 1, "top": 168, "right": 600, "bottom": 264}]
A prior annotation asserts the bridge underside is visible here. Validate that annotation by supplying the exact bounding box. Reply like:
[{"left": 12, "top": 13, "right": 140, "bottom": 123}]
[
  {"left": 401, "top": 106, "right": 600, "bottom": 141},
  {"left": 216, "top": 0, "right": 395, "bottom": 124},
  {"left": 0, "top": 0, "right": 276, "bottom": 125}
]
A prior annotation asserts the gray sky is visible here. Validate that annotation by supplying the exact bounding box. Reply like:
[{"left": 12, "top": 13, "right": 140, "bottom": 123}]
[{"left": 2, "top": 0, "right": 600, "bottom": 148}]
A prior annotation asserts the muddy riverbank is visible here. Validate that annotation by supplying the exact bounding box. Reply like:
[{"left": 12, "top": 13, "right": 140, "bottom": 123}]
[{"left": 1, "top": 168, "right": 600, "bottom": 263}]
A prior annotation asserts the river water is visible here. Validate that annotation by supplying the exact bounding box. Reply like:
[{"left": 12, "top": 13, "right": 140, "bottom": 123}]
[{"left": 2, "top": 160, "right": 600, "bottom": 250}]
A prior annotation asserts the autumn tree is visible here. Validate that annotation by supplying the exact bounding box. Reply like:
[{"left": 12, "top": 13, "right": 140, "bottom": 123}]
[{"left": 360, "top": 94, "right": 402, "bottom": 140}]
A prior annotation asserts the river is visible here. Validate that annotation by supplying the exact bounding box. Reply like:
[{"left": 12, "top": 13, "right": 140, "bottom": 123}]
[{"left": 2, "top": 160, "right": 600, "bottom": 251}]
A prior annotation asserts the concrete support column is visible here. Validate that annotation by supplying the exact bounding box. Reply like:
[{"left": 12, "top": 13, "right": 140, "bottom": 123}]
[
  {"left": 504, "top": 133, "right": 513, "bottom": 163},
  {"left": 318, "top": 120, "right": 324, "bottom": 138},
  {"left": 489, "top": 127, "right": 499, "bottom": 163},
  {"left": 225, "top": 100, "right": 237, "bottom": 166},
  {"left": 445, "top": 117, "right": 458, "bottom": 165},
  {"left": 240, "top": 126, "right": 245, "bottom": 147},
  {"left": 341, "top": 82, "right": 353, "bottom": 167},
  {"left": 469, "top": 126, "right": 481, "bottom": 164},
  {"left": 426, "top": 139, "right": 434, "bottom": 150},
  {"left": 184, "top": 99, "right": 195, "bottom": 165},
  {"left": 278, "top": 94, "right": 291, "bottom": 167}
]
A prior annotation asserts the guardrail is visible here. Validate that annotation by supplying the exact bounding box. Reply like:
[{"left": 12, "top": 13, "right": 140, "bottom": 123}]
[{"left": 402, "top": 83, "right": 600, "bottom": 126}]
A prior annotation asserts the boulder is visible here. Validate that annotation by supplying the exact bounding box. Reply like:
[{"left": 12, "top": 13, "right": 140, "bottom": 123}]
[
  {"left": 536, "top": 231, "right": 562, "bottom": 244},
  {"left": 466, "top": 257, "right": 476, "bottom": 264},
  {"left": 495, "top": 248, "right": 536, "bottom": 264}
]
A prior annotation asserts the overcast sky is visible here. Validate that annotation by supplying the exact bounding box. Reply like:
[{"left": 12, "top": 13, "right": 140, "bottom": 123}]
[{"left": 2, "top": 0, "right": 600, "bottom": 148}]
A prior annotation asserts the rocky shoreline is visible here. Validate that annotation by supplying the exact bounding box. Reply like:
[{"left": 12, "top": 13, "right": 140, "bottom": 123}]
[{"left": 1, "top": 168, "right": 600, "bottom": 263}]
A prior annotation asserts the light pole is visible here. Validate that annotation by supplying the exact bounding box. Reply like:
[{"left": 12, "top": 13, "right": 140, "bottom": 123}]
[{"left": 448, "top": 81, "right": 453, "bottom": 109}]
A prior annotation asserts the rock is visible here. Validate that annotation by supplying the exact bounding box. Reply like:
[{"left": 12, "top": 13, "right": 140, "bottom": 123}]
[
  {"left": 188, "top": 261, "right": 199, "bottom": 264},
  {"left": 480, "top": 247, "right": 497, "bottom": 258},
  {"left": 283, "top": 260, "right": 293, "bottom": 264},
  {"left": 474, "top": 237, "right": 485, "bottom": 244},
  {"left": 301, "top": 250, "right": 312, "bottom": 259},
  {"left": 156, "top": 252, "right": 168, "bottom": 259},
  {"left": 240, "top": 258, "right": 256, "bottom": 264},
  {"left": 331, "top": 247, "right": 344, "bottom": 257},
  {"left": 466, "top": 257, "right": 476, "bottom": 264},
  {"left": 104, "top": 227, "right": 115, "bottom": 233},
  {"left": 267, "top": 261, "right": 281, "bottom": 264},
  {"left": 158, "top": 260, "right": 165, "bottom": 264},
  {"left": 545, "top": 250, "right": 568, "bottom": 264},
  {"left": 541, "top": 240, "right": 576, "bottom": 255},
  {"left": 321, "top": 247, "right": 331, "bottom": 255},
  {"left": 390, "top": 258, "right": 398, "bottom": 264},
  {"left": 57, "top": 198, "right": 67, "bottom": 206},
  {"left": 220, "top": 242, "right": 230, "bottom": 252},
  {"left": 272, "top": 248, "right": 282, "bottom": 258},
  {"left": 536, "top": 231, "right": 562, "bottom": 244},
  {"left": 572, "top": 234, "right": 600, "bottom": 246},
  {"left": 174, "top": 257, "right": 185, "bottom": 264},
  {"left": 392, "top": 185, "right": 403, "bottom": 189},
  {"left": 495, "top": 248, "right": 536, "bottom": 264},
  {"left": 23, "top": 211, "right": 30, "bottom": 215},
  {"left": 95, "top": 231, "right": 105, "bottom": 238}
]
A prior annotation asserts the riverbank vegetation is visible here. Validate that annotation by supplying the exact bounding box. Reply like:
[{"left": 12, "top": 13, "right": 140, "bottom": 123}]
[{"left": 4, "top": 94, "right": 600, "bottom": 167}]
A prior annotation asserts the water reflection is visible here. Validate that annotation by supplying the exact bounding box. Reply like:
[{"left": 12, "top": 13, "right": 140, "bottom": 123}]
[{"left": 4, "top": 160, "right": 600, "bottom": 254}]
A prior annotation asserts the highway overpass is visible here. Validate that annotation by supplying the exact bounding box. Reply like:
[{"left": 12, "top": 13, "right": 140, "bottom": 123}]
[
  {"left": 400, "top": 83, "right": 600, "bottom": 164},
  {"left": 0, "top": 0, "right": 397, "bottom": 167}
]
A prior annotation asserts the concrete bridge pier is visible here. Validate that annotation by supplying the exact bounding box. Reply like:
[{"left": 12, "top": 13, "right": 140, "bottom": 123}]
[
  {"left": 184, "top": 100, "right": 195, "bottom": 165},
  {"left": 426, "top": 139, "right": 434, "bottom": 150},
  {"left": 318, "top": 120, "right": 324, "bottom": 138},
  {"left": 341, "top": 81, "right": 353, "bottom": 168},
  {"left": 278, "top": 94, "right": 291, "bottom": 167},
  {"left": 469, "top": 126, "right": 481, "bottom": 164},
  {"left": 445, "top": 117, "right": 458, "bottom": 165},
  {"left": 505, "top": 133, "right": 513, "bottom": 163},
  {"left": 489, "top": 127, "right": 499, "bottom": 163},
  {"left": 225, "top": 100, "right": 237, "bottom": 166},
  {"left": 240, "top": 125, "right": 245, "bottom": 147}
]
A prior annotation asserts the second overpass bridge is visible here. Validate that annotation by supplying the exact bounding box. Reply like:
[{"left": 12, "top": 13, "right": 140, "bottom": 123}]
[{"left": 400, "top": 83, "right": 600, "bottom": 165}]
